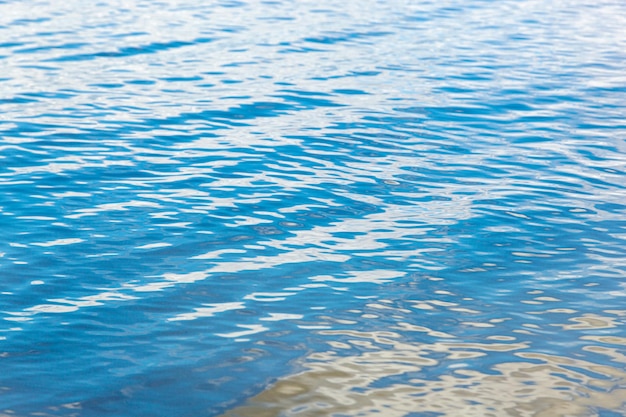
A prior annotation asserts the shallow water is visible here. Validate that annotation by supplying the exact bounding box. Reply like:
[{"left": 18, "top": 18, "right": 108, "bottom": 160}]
[{"left": 1, "top": 0, "right": 626, "bottom": 416}]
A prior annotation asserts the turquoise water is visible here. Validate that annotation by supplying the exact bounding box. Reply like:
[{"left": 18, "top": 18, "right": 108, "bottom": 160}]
[{"left": 1, "top": 0, "right": 626, "bottom": 416}]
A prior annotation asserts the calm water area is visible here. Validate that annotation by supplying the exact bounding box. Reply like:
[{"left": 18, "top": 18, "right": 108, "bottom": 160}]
[{"left": 1, "top": 0, "right": 626, "bottom": 416}]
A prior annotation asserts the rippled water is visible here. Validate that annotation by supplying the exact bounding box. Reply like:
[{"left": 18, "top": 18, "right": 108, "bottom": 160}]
[{"left": 1, "top": 0, "right": 626, "bottom": 416}]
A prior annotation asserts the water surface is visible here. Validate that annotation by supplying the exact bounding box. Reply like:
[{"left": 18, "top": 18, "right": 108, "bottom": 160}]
[{"left": 1, "top": 0, "right": 626, "bottom": 416}]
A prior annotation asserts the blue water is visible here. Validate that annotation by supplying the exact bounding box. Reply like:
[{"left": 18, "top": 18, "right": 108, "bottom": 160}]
[{"left": 1, "top": 0, "right": 626, "bottom": 416}]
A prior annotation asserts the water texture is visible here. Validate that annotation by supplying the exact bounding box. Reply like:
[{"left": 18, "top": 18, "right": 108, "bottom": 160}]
[{"left": 1, "top": 0, "right": 626, "bottom": 416}]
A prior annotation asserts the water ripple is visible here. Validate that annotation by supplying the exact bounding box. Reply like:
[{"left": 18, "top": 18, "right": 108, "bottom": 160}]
[{"left": 1, "top": 0, "right": 626, "bottom": 416}]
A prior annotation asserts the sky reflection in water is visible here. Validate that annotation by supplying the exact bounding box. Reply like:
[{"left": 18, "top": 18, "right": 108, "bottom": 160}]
[{"left": 1, "top": 0, "right": 626, "bottom": 416}]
